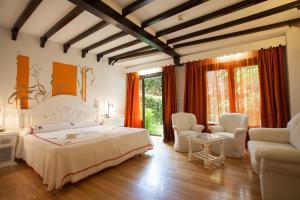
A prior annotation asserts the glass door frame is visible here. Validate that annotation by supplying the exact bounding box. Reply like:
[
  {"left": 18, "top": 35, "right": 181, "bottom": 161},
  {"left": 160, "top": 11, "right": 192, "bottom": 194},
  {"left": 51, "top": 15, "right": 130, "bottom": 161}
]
[{"left": 139, "top": 72, "right": 163, "bottom": 133}]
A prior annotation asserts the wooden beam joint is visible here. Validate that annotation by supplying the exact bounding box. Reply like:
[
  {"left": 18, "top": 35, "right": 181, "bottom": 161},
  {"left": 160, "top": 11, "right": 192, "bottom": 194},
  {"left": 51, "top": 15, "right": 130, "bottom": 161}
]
[
  {"left": 173, "top": 56, "right": 181, "bottom": 66},
  {"left": 63, "top": 44, "right": 71, "bottom": 53},
  {"left": 97, "top": 54, "right": 103, "bottom": 62},
  {"left": 40, "top": 37, "right": 48, "bottom": 48},
  {"left": 82, "top": 50, "right": 88, "bottom": 58},
  {"left": 11, "top": 28, "right": 19, "bottom": 40},
  {"left": 109, "top": 58, "right": 118, "bottom": 65}
]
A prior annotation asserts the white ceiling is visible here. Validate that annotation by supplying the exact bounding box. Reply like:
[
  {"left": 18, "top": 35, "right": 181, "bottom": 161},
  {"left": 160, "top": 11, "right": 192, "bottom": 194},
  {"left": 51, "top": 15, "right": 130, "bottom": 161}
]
[{"left": 0, "top": 0, "right": 299, "bottom": 68}]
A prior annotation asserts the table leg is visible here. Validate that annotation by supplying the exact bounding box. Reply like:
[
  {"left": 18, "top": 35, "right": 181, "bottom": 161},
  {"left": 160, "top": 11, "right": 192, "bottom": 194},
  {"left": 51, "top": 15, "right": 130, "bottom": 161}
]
[
  {"left": 204, "top": 144, "right": 210, "bottom": 168},
  {"left": 188, "top": 138, "right": 193, "bottom": 161}
]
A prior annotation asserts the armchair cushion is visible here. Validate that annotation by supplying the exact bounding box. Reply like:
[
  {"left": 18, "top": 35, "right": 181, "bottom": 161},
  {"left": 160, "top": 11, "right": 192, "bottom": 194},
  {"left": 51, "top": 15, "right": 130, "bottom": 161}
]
[
  {"left": 192, "top": 124, "right": 205, "bottom": 133},
  {"left": 214, "top": 132, "right": 234, "bottom": 139},
  {"left": 208, "top": 125, "right": 224, "bottom": 133},
  {"left": 220, "top": 113, "right": 248, "bottom": 133},
  {"left": 211, "top": 132, "right": 243, "bottom": 158},
  {"left": 249, "top": 128, "right": 289, "bottom": 143},
  {"left": 174, "top": 130, "right": 202, "bottom": 152},
  {"left": 247, "top": 140, "right": 294, "bottom": 174},
  {"left": 172, "top": 112, "right": 197, "bottom": 130}
]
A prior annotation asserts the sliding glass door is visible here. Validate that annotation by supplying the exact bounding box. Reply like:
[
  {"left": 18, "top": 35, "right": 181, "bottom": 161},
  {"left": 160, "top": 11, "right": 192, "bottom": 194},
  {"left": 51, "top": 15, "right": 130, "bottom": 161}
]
[{"left": 139, "top": 73, "right": 163, "bottom": 136}]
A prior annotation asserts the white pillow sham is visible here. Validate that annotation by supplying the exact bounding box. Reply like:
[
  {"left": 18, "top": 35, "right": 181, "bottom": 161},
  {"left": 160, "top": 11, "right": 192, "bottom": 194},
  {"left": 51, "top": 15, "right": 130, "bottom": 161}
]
[
  {"left": 70, "top": 121, "right": 99, "bottom": 128},
  {"left": 32, "top": 122, "right": 72, "bottom": 133},
  {"left": 21, "top": 121, "right": 99, "bottom": 135}
]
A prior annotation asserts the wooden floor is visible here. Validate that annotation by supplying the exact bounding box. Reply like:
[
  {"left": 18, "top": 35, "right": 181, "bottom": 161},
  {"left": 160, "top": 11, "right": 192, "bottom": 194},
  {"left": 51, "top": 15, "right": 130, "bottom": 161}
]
[{"left": 0, "top": 137, "right": 261, "bottom": 200}]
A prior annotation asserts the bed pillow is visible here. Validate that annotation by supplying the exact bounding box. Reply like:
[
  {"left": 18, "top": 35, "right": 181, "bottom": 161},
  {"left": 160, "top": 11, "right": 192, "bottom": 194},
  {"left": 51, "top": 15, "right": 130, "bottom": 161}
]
[
  {"left": 71, "top": 121, "right": 99, "bottom": 128},
  {"left": 31, "top": 122, "right": 72, "bottom": 133}
]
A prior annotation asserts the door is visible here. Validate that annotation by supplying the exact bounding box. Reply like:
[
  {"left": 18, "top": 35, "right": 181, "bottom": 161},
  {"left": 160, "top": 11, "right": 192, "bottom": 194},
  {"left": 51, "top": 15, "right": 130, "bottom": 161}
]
[{"left": 139, "top": 73, "right": 163, "bottom": 136}]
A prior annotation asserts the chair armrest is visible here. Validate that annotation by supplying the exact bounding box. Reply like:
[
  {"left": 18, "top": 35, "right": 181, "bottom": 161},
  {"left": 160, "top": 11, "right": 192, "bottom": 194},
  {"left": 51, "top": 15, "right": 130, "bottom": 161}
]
[
  {"left": 173, "top": 125, "right": 180, "bottom": 133},
  {"left": 258, "top": 148, "right": 300, "bottom": 164},
  {"left": 233, "top": 127, "right": 246, "bottom": 135},
  {"left": 249, "top": 128, "right": 289, "bottom": 143},
  {"left": 208, "top": 125, "right": 224, "bottom": 133},
  {"left": 258, "top": 148, "right": 300, "bottom": 176},
  {"left": 192, "top": 124, "right": 205, "bottom": 133}
]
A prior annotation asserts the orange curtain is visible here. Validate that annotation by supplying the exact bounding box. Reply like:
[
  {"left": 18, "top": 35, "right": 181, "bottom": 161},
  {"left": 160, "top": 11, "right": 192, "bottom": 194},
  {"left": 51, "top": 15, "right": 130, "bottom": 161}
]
[
  {"left": 184, "top": 61, "right": 207, "bottom": 127},
  {"left": 124, "top": 72, "right": 142, "bottom": 128},
  {"left": 52, "top": 62, "right": 77, "bottom": 96},
  {"left": 162, "top": 65, "right": 177, "bottom": 141},
  {"left": 258, "top": 46, "right": 289, "bottom": 128},
  {"left": 16, "top": 55, "right": 29, "bottom": 109}
]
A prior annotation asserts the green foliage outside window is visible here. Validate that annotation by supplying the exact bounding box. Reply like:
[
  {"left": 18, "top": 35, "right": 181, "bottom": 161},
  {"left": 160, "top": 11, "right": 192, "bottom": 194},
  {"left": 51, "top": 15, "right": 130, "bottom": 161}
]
[{"left": 143, "top": 76, "right": 163, "bottom": 136}]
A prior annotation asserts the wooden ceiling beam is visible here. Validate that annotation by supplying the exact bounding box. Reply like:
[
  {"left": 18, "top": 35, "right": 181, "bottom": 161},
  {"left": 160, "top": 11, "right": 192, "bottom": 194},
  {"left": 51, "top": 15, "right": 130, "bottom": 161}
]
[
  {"left": 11, "top": 0, "right": 43, "bottom": 40},
  {"left": 109, "top": 47, "right": 158, "bottom": 65},
  {"left": 174, "top": 18, "right": 300, "bottom": 49},
  {"left": 40, "top": 6, "right": 84, "bottom": 47},
  {"left": 82, "top": 31, "right": 127, "bottom": 57},
  {"left": 63, "top": 21, "right": 108, "bottom": 53},
  {"left": 110, "top": 46, "right": 153, "bottom": 59},
  {"left": 68, "top": 0, "right": 180, "bottom": 61},
  {"left": 167, "top": 0, "right": 300, "bottom": 44},
  {"left": 141, "top": 0, "right": 208, "bottom": 28},
  {"left": 156, "top": 0, "right": 265, "bottom": 37},
  {"left": 96, "top": 39, "right": 141, "bottom": 61},
  {"left": 122, "top": 0, "right": 153, "bottom": 16}
]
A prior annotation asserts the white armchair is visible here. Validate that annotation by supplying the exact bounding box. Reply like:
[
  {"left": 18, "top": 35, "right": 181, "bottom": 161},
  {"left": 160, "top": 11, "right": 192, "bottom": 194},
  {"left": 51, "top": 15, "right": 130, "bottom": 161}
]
[
  {"left": 248, "top": 113, "right": 300, "bottom": 200},
  {"left": 172, "top": 112, "right": 205, "bottom": 152},
  {"left": 208, "top": 113, "right": 249, "bottom": 158}
]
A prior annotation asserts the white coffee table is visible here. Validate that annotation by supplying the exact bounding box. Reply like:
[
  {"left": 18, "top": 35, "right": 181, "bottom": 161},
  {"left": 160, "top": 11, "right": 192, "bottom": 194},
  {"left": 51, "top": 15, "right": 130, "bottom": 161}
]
[{"left": 187, "top": 133, "right": 226, "bottom": 168}]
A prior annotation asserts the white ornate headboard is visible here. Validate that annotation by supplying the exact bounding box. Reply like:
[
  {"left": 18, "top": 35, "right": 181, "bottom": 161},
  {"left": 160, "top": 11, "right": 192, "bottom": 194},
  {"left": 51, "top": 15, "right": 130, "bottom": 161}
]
[{"left": 19, "top": 95, "right": 95, "bottom": 128}]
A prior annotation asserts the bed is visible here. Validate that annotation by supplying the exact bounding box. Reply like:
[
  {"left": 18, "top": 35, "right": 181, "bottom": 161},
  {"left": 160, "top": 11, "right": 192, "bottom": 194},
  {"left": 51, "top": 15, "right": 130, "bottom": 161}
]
[{"left": 16, "top": 95, "right": 153, "bottom": 191}]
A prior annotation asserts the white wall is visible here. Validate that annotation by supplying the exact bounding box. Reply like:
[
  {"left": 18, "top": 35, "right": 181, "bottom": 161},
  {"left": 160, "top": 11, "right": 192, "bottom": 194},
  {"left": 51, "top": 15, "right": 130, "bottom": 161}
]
[
  {"left": 286, "top": 27, "right": 300, "bottom": 117},
  {"left": 0, "top": 26, "right": 126, "bottom": 130}
]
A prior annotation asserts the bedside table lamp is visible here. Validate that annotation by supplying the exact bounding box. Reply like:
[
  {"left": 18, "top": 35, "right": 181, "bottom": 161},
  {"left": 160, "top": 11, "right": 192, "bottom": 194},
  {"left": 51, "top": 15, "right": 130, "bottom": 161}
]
[
  {"left": 93, "top": 99, "right": 99, "bottom": 122},
  {"left": 0, "top": 104, "right": 4, "bottom": 132},
  {"left": 105, "top": 101, "right": 114, "bottom": 118}
]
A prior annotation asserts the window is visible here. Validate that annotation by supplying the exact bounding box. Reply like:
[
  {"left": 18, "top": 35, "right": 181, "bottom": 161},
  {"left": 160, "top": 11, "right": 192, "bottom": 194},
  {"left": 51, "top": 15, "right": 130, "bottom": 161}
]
[
  {"left": 206, "top": 65, "right": 261, "bottom": 126},
  {"left": 207, "top": 69, "right": 230, "bottom": 124},
  {"left": 234, "top": 65, "right": 261, "bottom": 126}
]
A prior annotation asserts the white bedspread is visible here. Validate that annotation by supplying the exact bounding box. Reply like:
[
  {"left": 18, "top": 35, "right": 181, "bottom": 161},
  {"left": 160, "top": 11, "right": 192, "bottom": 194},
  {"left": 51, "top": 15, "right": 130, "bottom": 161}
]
[{"left": 16, "top": 125, "right": 153, "bottom": 191}]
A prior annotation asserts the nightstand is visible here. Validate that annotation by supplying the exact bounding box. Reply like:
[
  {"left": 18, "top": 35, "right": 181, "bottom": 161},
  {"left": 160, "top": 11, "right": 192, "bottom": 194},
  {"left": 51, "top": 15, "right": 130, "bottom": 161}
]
[{"left": 0, "top": 131, "right": 17, "bottom": 168}]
